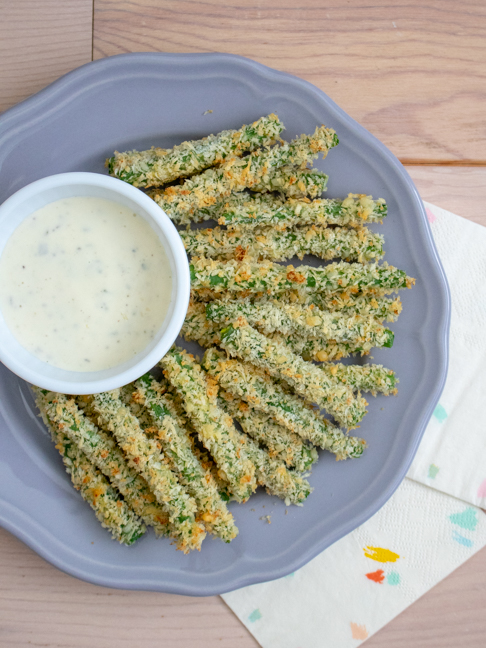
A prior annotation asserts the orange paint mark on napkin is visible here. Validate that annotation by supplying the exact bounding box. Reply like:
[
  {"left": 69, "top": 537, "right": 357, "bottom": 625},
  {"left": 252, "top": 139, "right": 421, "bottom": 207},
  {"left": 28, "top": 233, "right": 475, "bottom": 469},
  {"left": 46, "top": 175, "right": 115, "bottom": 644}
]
[
  {"left": 350, "top": 622, "right": 369, "bottom": 640},
  {"left": 365, "top": 568, "right": 385, "bottom": 583},
  {"left": 363, "top": 546, "right": 400, "bottom": 563}
]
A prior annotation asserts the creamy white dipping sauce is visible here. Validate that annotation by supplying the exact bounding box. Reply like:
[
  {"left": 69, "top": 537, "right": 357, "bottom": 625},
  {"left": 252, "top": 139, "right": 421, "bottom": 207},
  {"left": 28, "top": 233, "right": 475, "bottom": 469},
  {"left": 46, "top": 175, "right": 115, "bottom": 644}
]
[{"left": 0, "top": 196, "right": 172, "bottom": 372}]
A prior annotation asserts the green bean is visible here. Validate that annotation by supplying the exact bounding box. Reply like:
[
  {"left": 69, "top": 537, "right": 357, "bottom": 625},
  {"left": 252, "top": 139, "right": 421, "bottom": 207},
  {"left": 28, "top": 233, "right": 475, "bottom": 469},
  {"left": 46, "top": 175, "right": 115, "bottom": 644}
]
[
  {"left": 149, "top": 384, "right": 236, "bottom": 503},
  {"left": 190, "top": 257, "right": 414, "bottom": 297},
  {"left": 193, "top": 192, "right": 387, "bottom": 228},
  {"left": 320, "top": 363, "right": 397, "bottom": 395},
  {"left": 295, "top": 291, "right": 402, "bottom": 322},
  {"left": 182, "top": 426, "right": 236, "bottom": 504},
  {"left": 181, "top": 225, "right": 384, "bottom": 263},
  {"left": 133, "top": 374, "right": 238, "bottom": 542},
  {"left": 230, "top": 426, "right": 312, "bottom": 505},
  {"left": 205, "top": 299, "right": 393, "bottom": 348},
  {"left": 181, "top": 300, "right": 221, "bottom": 347},
  {"left": 252, "top": 167, "right": 328, "bottom": 198},
  {"left": 270, "top": 332, "right": 375, "bottom": 362},
  {"left": 149, "top": 125, "right": 338, "bottom": 224},
  {"left": 160, "top": 347, "right": 257, "bottom": 502},
  {"left": 219, "top": 321, "right": 368, "bottom": 428},
  {"left": 91, "top": 390, "right": 206, "bottom": 552},
  {"left": 181, "top": 300, "right": 391, "bottom": 361},
  {"left": 35, "top": 388, "right": 173, "bottom": 538},
  {"left": 202, "top": 348, "right": 365, "bottom": 458},
  {"left": 191, "top": 289, "right": 403, "bottom": 324},
  {"left": 107, "top": 114, "right": 284, "bottom": 188},
  {"left": 34, "top": 389, "right": 145, "bottom": 545},
  {"left": 217, "top": 389, "right": 318, "bottom": 472}
]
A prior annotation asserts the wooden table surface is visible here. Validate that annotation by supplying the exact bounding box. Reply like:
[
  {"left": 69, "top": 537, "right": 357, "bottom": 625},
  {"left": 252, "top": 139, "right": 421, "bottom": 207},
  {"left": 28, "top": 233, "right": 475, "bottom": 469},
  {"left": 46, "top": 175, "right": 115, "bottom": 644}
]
[{"left": 1, "top": 1, "right": 485, "bottom": 646}]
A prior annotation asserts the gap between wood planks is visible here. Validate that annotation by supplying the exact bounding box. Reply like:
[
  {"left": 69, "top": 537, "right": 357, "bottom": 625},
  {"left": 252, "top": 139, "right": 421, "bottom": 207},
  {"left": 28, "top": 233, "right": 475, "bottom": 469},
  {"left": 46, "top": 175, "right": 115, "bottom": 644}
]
[{"left": 401, "top": 160, "right": 486, "bottom": 167}]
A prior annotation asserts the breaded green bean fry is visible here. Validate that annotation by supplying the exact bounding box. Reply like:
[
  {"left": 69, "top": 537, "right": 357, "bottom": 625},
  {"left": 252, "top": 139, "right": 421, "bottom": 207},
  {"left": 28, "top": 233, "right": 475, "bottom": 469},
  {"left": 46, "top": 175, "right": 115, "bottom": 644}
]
[
  {"left": 35, "top": 388, "right": 172, "bottom": 537},
  {"left": 133, "top": 374, "right": 238, "bottom": 542},
  {"left": 160, "top": 347, "right": 257, "bottom": 502},
  {"left": 205, "top": 299, "right": 393, "bottom": 348},
  {"left": 181, "top": 300, "right": 221, "bottom": 347},
  {"left": 190, "top": 257, "right": 414, "bottom": 297},
  {"left": 183, "top": 428, "right": 235, "bottom": 504},
  {"left": 35, "top": 390, "right": 146, "bottom": 545},
  {"left": 191, "top": 289, "right": 402, "bottom": 329},
  {"left": 150, "top": 384, "right": 236, "bottom": 503},
  {"left": 217, "top": 389, "right": 318, "bottom": 472},
  {"left": 232, "top": 427, "right": 312, "bottom": 505},
  {"left": 181, "top": 300, "right": 390, "bottom": 360},
  {"left": 270, "top": 332, "right": 374, "bottom": 362},
  {"left": 91, "top": 390, "right": 206, "bottom": 553},
  {"left": 219, "top": 321, "right": 367, "bottom": 428},
  {"left": 193, "top": 290, "right": 403, "bottom": 323},
  {"left": 321, "top": 363, "right": 398, "bottom": 395},
  {"left": 181, "top": 225, "right": 384, "bottom": 263},
  {"left": 202, "top": 348, "right": 365, "bottom": 458},
  {"left": 107, "top": 114, "right": 284, "bottom": 187},
  {"left": 298, "top": 291, "right": 402, "bottom": 322},
  {"left": 193, "top": 192, "right": 387, "bottom": 228},
  {"left": 197, "top": 379, "right": 312, "bottom": 504},
  {"left": 149, "top": 126, "right": 338, "bottom": 224},
  {"left": 252, "top": 167, "right": 328, "bottom": 198}
]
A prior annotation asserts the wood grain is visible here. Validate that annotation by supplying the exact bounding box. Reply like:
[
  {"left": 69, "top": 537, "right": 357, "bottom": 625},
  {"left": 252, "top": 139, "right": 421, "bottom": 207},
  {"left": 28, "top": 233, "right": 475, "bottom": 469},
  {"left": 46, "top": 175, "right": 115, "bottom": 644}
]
[
  {"left": 0, "top": 0, "right": 93, "bottom": 114},
  {"left": 93, "top": 0, "right": 486, "bottom": 164},
  {"left": 0, "top": 528, "right": 258, "bottom": 648},
  {"left": 0, "top": 529, "right": 485, "bottom": 648},
  {"left": 407, "top": 166, "right": 486, "bottom": 225}
]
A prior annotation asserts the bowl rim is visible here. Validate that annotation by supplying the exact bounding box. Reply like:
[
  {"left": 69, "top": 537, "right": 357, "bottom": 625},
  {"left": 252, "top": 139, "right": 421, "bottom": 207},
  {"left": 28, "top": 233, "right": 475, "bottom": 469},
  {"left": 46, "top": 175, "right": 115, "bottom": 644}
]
[{"left": 0, "top": 171, "right": 190, "bottom": 394}]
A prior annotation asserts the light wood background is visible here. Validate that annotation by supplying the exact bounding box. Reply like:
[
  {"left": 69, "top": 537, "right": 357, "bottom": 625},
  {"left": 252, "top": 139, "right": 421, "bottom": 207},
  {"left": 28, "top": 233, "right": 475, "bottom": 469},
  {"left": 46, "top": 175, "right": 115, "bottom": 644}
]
[{"left": 1, "top": 1, "right": 486, "bottom": 646}]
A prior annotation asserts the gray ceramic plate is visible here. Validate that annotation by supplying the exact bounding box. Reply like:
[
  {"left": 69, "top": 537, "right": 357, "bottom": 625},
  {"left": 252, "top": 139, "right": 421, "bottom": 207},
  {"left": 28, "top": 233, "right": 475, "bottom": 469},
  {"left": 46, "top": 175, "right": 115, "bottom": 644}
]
[{"left": 0, "top": 53, "right": 450, "bottom": 596}]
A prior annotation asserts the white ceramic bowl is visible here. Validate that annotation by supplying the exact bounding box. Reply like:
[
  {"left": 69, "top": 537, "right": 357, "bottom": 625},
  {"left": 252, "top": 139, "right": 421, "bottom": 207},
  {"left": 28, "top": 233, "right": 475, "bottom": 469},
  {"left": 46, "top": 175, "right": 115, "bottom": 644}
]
[{"left": 0, "top": 172, "right": 190, "bottom": 394}]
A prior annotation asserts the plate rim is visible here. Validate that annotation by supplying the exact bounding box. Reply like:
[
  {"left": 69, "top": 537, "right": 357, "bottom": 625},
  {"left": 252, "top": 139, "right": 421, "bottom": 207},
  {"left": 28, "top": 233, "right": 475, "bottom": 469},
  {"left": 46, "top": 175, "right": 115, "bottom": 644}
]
[{"left": 0, "top": 51, "right": 451, "bottom": 596}]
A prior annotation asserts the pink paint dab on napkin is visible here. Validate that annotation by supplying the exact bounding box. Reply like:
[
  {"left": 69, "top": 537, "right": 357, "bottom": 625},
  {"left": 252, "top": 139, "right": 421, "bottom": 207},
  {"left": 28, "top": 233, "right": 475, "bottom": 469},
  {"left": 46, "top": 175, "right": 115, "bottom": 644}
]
[
  {"left": 426, "top": 207, "right": 437, "bottom": 224},
  {"left": 477, "top": 478, "right": 486, "bottom": 499}
]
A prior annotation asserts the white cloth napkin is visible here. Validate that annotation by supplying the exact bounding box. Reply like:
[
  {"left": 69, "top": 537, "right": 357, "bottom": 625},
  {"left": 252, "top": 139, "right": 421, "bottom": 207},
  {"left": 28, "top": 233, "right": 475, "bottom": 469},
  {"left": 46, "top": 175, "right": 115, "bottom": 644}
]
[{"left": 222, "top": 202, "right": 486, "bottom": 647}]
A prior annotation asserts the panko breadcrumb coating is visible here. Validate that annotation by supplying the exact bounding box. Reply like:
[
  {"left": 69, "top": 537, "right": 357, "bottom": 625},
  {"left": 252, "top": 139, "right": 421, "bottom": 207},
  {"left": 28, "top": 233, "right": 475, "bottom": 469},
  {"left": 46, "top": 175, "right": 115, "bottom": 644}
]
[
  {"left": 217, "top": 389, "right": 318, "bottom": 472},
  {"left": 192, "top": 192, "right": 387, "bottom": 228},
  {"left": 160, "top": 347, "right": 257, "bottom": 503},
  {"left": 190, "top": 257, "right": 414, "bottom": 297},
  {"left": 181, "top": 299, "right": 393, "bottom": 361},
  {"left": 294, "top": 291, "right": 402, "bottom": 322},
  {"left": 319, "top": 363, "right": 398, "bottom": 396},
  {"left": 107, "top": 114, "right": 284, "bottom": 188},
  {"left": 268, "top": 331, "right": 378, "bottom": 362},
  {"left": 252, "top": 166, "right": 328, "bottom": 198},
  {"left": 149, "top": 125, "right": 338, "bottom": 224},
  {"left": 132, "top": 374, "right": 238, "bottom": 543},
  {"left": 205, "top": 299, "right": 393, "bottom": 348},
  {"left": 34, "top": 389, "right": 146, "bottom": 545},
  {"left": 229, "top": 423, "right": 313, "bottom": 505},
  {"left": 202, "top": 348, "right": 365, "bottom": 459},
  {"left": 219, "top": 321, "right": 368, "bottom": 429},
  {"left": 91, "top": 390, "right": 206, "bottom": 553},
  {"left": 181, "top": 224, "right": 384, "bottom": 263},
  {"left": 35, "top": 388, "right": 172, "bottom": 538}
]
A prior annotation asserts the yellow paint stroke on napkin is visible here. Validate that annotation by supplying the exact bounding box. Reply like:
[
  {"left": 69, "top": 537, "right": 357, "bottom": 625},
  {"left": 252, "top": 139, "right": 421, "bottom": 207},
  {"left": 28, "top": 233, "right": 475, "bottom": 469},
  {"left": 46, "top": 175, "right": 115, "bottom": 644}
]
[
  {"left": 363, "top": 546, "right": 400, "bottom": 563},
  {"left": 350, "top": 622, "right": 369, "bottom": 640}
]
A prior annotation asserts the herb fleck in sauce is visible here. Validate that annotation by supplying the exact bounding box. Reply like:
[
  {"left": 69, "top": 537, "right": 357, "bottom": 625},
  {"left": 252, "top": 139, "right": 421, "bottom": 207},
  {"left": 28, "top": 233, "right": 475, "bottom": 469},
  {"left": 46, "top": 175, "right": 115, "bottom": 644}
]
[{"left": 0, "top": 196, "right": 172, "bottom": 371}]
